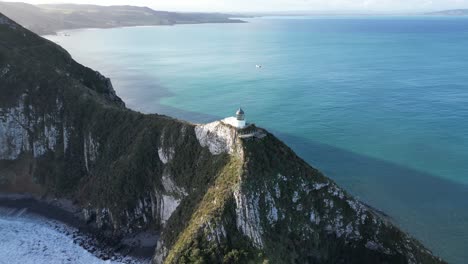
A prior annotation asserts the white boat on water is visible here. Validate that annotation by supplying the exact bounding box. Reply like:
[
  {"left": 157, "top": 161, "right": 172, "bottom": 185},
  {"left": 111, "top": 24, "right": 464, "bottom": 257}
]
[{"left": 256, "top": 64, "right": 262, "bottom": 68}]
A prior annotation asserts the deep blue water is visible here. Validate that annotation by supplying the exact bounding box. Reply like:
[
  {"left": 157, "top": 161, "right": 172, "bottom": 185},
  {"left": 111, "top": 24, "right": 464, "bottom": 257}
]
[{"left": 47, "top": 16, "right": 468, "bottom": 263}]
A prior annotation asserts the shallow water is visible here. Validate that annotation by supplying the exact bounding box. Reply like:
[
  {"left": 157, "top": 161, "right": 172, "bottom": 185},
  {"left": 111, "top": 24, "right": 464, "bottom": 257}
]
[{"left": 46, "top": 16, "right": 468, "bottom": 263}]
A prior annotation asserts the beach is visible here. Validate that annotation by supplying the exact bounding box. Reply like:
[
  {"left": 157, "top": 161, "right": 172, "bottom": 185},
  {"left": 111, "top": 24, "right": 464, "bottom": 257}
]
[{"left": 0, "top": 194, "right": 157, "bottom": 264}]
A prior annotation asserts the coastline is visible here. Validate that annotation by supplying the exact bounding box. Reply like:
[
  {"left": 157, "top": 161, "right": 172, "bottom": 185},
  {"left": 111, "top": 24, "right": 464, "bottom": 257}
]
[
  {"left": 0, "top": 193, "right": 156, "bottom": 263},
  {"left": 8, "top": 17, "right": 468, "bottom": 263},
  {"left": 39, "top": 18, "right": 247, "bottom": 36}
]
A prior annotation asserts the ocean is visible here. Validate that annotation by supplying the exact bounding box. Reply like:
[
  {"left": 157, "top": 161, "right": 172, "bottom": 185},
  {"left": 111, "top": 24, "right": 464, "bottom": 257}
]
[{"left": 45, "top": 16, "right": 468, "bottom": 263}]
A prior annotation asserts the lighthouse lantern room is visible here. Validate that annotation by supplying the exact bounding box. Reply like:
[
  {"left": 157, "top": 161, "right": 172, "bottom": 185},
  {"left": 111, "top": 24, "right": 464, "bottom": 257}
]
[{"left": 222, "top": 108, "right": 247, "bottom": 129}]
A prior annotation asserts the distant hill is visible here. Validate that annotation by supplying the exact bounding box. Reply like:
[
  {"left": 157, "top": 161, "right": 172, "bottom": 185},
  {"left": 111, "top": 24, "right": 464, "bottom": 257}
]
[
  {"left": 0, "top": 2, "right": 245, "bottom": 35},
  {"left": 426, "top": 9, "right": 468, "bottom": 16}
]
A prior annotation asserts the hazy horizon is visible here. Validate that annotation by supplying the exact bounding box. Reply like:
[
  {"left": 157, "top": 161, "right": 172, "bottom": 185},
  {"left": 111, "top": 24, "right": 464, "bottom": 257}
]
[{"left": 3, "top": 0, "right": 468, "bottom": 13}]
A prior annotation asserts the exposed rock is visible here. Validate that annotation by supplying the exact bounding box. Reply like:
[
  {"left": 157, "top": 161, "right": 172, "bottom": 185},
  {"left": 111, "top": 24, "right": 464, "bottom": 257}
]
[
  {"left": 161, "top": 172, "right": 186, "bottom": 196},
  {"left": 153, "top": 242, "right": 168, "bottom": 264},
  {"left": 160, "top": 195, "right": 180, "bottom": 225},
  {"left": 233, "top": 188, "right": 264, "bottom": 248},
  {"left": 157, "top": 147, "right": 174, "bottom": 164},
  {"left": 195, "top": 121, "right": 239, "bottom": 155}
]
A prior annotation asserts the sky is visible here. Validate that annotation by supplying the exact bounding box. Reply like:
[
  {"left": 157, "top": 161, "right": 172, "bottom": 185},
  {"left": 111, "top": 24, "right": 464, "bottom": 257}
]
[{"left": 5, "top": 0, "right": 468, "bottom": 12}]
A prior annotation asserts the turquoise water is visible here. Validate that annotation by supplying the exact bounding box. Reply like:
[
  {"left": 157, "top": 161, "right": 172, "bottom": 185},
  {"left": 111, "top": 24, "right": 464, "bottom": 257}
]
[{"left": 47, "top": 17, "right": 468, "bottom": 263}]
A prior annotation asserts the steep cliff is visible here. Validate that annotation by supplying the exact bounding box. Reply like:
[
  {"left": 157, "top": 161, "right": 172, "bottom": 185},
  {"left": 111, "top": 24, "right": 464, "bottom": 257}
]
[{"left": 0, "top": 13, "right": 446, "bottom": 264}]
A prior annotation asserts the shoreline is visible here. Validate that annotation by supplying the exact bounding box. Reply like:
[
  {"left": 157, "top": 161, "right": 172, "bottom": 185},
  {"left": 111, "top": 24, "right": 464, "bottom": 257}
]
[
  {"left": 40, "top": 18, "right": 247, "bottom": 37},
  {"left": 0, "top": 194, "right": 156, "bottom": 263}
]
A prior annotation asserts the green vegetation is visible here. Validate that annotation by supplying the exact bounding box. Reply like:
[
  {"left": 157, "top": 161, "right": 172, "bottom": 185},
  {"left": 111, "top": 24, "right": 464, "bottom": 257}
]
[
  {"left": 0, "top": 13, "right": 446, "bottom": 264},
  {"left": 164, "top": 157, "right": 264, "bottom": 264}
]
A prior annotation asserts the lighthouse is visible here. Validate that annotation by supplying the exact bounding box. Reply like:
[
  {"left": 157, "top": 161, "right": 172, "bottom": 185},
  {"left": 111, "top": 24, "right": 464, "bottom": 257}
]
[
  {"left": 222, "top": 108, "right": 247, "bottom": 129},
  {"left": 235, "top": 108, "right": 246, "bottom": 128}
]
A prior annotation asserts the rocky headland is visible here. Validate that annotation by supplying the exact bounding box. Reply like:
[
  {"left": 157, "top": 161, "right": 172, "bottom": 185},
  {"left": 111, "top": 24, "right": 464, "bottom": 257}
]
[{"left": 0, "top": 12, "right": 446, "bottom": 264}]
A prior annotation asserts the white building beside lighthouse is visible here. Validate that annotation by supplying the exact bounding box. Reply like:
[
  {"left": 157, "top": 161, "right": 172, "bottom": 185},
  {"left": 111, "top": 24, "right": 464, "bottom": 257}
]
[{"left": 222, "top": 108, "right": 247, "bottom": 129}]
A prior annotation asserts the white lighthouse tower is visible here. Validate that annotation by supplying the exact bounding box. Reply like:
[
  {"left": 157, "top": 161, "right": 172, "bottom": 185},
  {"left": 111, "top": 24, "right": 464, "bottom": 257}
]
[
  {"left": 235, "top": 108, "right": 246, "bottom": 128},
  {"left": 222, "top": 108, "right": 247, "bottom": 129}
]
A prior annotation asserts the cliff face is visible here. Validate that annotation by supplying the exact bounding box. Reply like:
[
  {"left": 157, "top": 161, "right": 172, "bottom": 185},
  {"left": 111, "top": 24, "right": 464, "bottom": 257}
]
[{"left": 0, "top": 13, "right": 446, "bottom": 264}]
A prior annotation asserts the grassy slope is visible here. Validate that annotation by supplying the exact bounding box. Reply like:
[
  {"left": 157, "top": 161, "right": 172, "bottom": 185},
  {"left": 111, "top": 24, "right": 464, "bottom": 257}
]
[
  {"left": 163, "top": 156, "right": 259, "bottom": 263},
  {"left": 159, "top": 130, "right": 445, "bottom": 264}
]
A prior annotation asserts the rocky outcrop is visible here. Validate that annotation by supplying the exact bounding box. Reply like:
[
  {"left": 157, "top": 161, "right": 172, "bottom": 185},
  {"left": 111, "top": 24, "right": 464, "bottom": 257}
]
[
  {"left": 233, "top": 188, "right": 264, "bottom": 247},
  {"left": 0, "top": 13, "right": 446, "bottom": 264},
  {"left": 195, "top": 121, "right": 240, "bottom": 155}
]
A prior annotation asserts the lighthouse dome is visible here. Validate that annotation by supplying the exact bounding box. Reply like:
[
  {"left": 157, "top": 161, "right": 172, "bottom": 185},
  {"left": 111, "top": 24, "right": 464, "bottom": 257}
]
[
  {"left": 236, "top": 108, "right": 245, "bottom": 120},
  {"left": 222, "top": 108, "right": 247, "bottom": 129}
]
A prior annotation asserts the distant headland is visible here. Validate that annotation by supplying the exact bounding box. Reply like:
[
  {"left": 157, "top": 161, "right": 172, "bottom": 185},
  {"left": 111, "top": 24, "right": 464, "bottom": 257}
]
[
  {"left": 426, "top": 9, "right": 468, "bottom": 16},
  {"left": 0, "top": 2, "right": 247, "bottom": 35}
]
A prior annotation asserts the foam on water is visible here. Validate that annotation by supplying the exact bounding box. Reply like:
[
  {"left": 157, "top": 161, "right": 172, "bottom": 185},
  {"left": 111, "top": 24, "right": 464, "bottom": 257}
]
[{"left": 0, "top": 208, "right": 119, "bottom": 264}]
